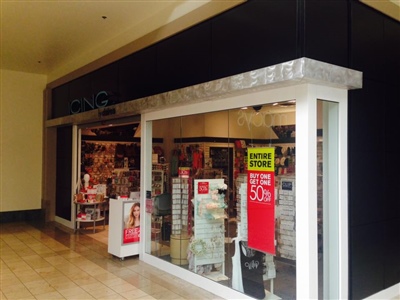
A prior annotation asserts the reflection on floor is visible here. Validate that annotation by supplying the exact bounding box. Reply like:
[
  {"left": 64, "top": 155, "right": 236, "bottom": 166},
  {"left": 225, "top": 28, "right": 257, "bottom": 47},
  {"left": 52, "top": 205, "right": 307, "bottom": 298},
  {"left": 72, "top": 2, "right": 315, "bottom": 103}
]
[
  {"left": 0, "top": 222, "right": 225, "bottom": 300},
  {"left": 66, "top": 222, "right": 297, "bottom": 299}
]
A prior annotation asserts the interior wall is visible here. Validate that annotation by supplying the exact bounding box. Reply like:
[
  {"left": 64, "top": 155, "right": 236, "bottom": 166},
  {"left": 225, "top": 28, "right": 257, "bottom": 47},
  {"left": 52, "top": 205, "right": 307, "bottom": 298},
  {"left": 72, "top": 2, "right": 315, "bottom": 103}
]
[
  {"left": 153, "top": 109, "right": 295, "bottom": 169},
  {"left": 154, "top": 109, "right": 296, "bottom": 139},
  {"left": 1, "top": 69, "right": 47, "bottom": 212}
]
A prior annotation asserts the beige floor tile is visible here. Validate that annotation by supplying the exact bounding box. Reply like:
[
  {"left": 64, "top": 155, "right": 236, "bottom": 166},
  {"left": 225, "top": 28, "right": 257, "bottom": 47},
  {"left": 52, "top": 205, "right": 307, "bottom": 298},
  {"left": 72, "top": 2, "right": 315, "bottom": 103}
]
[
  {"left": 149, "top": 289, "right": 185, "bottom": 299},
  {"left": 1, "top": 222, "right": 225, "bottom": 300},
  {"left": 24, "top": 278, "right": 57, "bottom": 295},
  {"left": 0, "top": 277, "right": 22, "bottom": 288},
  {"left": 95, "top": 294, "right": 127, "bottom": 300},
  {"left": 48, "top": 278, "right": 79, "bottom": 291},
  {"left": 73, "top": 275, "right": 100, "bottom": 287},
  {"left": 121, "top": 273, "right": 151, "bottom": 288},
  {"left": 59, "top": 265, "right": 86, "bottom": 277},
  {"left": 44, "top": 273, "right": 69, "bottom": 284},
  {"left": 23, "top": 255, "right": 53, "bottom": 269},
  {"left": 44, "top": 255, "right": 70, "bottom": 266},
  {"left": 118, "top": 287, "right": 151, "bottom": 299},
  {"left": 0, "top": 269, "right": 18, "bottom": 280},
  {"left": 132, "top": 282, "right": 169, "bottom": 295},
  {"left": 1, "top": 284, "right": 34, "bottom": 299},
  {"left": 134, "top": 295, "right": 158, "bottom": 300},
  {"left": 59, "top": 250, "right": 84, "bottom": 259},
  {"left": 109, "top": 281, "right": 137, "bottom": 293},
  {"left": 86, "top": 286, "right": 122, "bottom": 298},
  {"left": 57, "top": 285, "right": 90, "bottom": 297},
  {"left": 34, "top": 290, "right": 66, "bottom": 300},
  {"left": 92, "top": 275, "right": 127, "bottom": 287},
  {"left": 0, "top": 254, "right": 21, "bottom": 264},
  {"left": 111, "top": 267, "right": 138, "bottom": 278},
  {"left": 4, "top": 260, "right": 33, "bottom": 273},
  {"left": 15, "top": 247, "right": 38, "bottom": 257},
  {"left": 34, "top": 265, "right": 60, "bottom": 277},
  {"left": 15, "top": 272, "right": 43, "bottom": 284},
  {"left": 78, "top": 281, "right": 107, "bottom": 292}
]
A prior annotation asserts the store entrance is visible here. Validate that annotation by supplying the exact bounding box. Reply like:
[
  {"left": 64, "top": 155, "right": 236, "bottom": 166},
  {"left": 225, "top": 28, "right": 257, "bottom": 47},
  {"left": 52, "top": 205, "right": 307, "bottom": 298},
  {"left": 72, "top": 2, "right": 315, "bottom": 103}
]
[{"left": 76, "top": 118, "right": 141, "bottom": 237}]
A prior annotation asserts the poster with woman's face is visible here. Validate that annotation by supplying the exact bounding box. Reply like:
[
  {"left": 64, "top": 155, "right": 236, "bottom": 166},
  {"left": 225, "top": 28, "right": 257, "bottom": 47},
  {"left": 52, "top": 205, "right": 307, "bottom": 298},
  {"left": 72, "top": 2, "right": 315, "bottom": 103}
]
[{"left": 123, "top": 202, "right": 140, "bottom": 244}]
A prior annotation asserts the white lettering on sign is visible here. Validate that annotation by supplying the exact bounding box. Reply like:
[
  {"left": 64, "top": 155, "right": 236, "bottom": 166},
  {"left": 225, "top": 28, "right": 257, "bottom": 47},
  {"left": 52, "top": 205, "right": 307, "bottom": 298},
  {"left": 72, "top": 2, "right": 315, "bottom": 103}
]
[{"left": 237, "top": 110, "right": 289, "bottom": 130}]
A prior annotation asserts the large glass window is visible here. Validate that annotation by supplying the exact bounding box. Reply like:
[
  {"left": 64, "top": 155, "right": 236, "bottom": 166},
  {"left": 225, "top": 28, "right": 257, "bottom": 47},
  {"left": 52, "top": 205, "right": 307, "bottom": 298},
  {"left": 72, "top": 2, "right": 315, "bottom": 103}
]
[
  {"left": 146, "top": 102, "right": 298, "bottom": 299},
  {"left": 318, "top": 99, "right": 340, "bottom": 299}
]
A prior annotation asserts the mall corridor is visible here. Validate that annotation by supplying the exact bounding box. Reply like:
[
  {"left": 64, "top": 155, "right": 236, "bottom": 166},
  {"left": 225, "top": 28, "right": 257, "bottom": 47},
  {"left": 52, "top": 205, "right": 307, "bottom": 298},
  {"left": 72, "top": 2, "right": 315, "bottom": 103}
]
[{"left": 0, "top": 222, "right": 224, "bottom": 300}]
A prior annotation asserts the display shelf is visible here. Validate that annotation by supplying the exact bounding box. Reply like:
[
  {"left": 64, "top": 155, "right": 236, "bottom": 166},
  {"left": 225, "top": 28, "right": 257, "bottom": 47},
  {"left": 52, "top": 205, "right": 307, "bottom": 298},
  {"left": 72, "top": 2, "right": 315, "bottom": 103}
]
[
  {"left": 152, "top": 163, "right": 170, "bottom": 193},
  {"left": 171, "top": 177, "right": 193, "bottom": 236},
  {"left": 275, "top": 175, "right": 296, "bottom": 260},
  {"left": 190, "top": 179, "right": 226, "bottom": 276},
  {"left": 112, "top": 169, "right": 140, "bottom": 196},
  {"left": 74, "top": 201, "right": 106, "bottom": 234},
  {"left": 152, "top": 169, "right": 164, "bottom": 196}
]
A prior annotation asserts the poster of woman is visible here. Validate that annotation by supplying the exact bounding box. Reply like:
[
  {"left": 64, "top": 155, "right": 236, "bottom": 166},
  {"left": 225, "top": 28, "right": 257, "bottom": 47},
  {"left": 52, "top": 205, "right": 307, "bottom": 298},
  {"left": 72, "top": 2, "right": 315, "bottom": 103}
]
[{"left": 123, "top": 202, "right": 140, "bottom": 243}]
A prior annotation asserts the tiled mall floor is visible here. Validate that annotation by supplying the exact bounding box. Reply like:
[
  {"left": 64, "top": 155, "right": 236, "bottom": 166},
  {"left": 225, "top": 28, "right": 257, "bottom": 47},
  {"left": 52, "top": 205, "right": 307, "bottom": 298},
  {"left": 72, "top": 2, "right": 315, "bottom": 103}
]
[{"left": 0, "top": 222, "right": 225, "bottom": 300}]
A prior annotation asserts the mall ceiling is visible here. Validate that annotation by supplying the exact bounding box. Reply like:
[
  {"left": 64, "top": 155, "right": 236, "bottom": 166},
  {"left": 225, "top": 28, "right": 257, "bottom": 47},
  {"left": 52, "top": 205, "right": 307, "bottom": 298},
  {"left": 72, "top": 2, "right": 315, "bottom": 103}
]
[
  {"left": 1, "top": 0, "right": 398, "bottom": 83},
  {"left": 0, "top": 1, "right": 244, "bottom": 82}
]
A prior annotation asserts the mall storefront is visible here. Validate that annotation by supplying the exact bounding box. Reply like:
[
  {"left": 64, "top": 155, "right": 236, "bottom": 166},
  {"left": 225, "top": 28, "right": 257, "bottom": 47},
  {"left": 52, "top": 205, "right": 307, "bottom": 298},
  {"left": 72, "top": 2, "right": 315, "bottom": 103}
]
[{"left": 45, "top": 58, "right": 362, "bottom": 299}]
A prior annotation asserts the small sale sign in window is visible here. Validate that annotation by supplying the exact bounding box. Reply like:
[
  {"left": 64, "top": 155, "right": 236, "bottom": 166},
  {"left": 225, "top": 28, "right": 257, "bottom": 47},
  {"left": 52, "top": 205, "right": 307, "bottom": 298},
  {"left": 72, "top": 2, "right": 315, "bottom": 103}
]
[{"left": 247, "top": 147, "right": 275, "bottom": 254}]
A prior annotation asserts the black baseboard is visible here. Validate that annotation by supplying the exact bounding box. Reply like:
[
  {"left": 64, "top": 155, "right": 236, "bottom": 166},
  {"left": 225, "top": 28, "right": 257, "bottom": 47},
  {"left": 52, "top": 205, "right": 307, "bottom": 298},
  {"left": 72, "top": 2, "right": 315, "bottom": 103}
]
[{"left": 0, "top": 209, "right": 45, "bottom": 223}]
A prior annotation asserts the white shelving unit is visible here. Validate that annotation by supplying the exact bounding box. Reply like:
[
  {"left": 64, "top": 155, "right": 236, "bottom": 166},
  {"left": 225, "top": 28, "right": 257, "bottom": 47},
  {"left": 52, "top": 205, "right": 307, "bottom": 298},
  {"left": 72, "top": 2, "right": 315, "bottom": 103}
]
[{"left": 192, "top": 178, "right": 226, "bottom": 276}]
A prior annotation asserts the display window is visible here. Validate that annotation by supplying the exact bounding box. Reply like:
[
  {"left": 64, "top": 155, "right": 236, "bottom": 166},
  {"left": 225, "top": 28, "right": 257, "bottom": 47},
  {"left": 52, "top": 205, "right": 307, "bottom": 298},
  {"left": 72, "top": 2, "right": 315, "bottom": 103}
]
[
  {"left": 72, "top": 93, "right": 347, "bottom": 299},
  {"left": 144, "top": 104, "right": 299, "bottom": 299},
  {"left": 70, "top": 59, "right": 355, "bottom": 299}
]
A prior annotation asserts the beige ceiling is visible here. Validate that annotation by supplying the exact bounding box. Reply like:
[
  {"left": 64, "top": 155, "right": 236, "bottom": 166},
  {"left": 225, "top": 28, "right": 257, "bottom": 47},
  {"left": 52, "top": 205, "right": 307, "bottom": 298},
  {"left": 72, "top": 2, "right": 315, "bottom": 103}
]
[
  {"left": 1, "top": 0, "right": 398, "bottom": 84},
  {"left": 0, "top": 0, "right": 244, "bottom": 82}
]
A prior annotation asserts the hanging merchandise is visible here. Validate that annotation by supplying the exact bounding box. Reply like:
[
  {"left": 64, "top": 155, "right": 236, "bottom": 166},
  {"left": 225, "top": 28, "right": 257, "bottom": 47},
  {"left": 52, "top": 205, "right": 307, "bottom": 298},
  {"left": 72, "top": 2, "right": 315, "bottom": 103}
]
[
  {"left": 191, "top": 145, "right": 204, "bottom": 172},
  {"left": 239, "top": 241, "right": 266, "bottom": 299}
]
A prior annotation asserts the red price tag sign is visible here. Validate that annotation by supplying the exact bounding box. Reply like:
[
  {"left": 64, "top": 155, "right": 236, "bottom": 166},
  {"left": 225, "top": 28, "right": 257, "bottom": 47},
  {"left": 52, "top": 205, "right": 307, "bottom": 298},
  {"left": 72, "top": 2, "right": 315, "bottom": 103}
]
[
  {"left": 197, "top": 181, "right": 209, "bottom": 194},
  {"left": 248, "top": 172, "right": 274, "bottom": 203},
  {"left": 247, "top": 147, "right": 276, "bottom": 254}
]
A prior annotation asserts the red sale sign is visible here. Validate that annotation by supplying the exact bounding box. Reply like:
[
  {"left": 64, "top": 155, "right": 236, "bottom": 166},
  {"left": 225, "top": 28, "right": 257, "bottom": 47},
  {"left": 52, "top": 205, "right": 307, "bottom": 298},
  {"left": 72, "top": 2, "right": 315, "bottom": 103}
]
[
  {"left": 123, "top": 227, "right": 140, "bottom": 243},
  {"left": 197, "top": 181, "right": 209, "bottom": 194},
  {"left": 247, "top": 147, "right": 275, "bottom": 254}
]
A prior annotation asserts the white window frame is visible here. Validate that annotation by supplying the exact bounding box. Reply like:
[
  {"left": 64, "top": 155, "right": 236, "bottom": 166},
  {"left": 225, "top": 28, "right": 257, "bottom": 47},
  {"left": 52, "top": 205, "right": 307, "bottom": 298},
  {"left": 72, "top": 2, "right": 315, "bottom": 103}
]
[{"left": 139, "top": 82, "right": 350, "bottom": 299}]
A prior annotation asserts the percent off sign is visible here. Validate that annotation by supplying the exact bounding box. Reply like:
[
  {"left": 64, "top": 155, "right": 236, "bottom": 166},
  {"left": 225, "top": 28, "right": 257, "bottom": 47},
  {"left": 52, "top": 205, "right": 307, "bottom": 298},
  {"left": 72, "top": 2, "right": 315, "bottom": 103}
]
[
  {"left": 246, "top": 147, "right": 276, "bottom": 254},
  {"left": 248, "top": 172, "right": 273, "bottom": 202}
]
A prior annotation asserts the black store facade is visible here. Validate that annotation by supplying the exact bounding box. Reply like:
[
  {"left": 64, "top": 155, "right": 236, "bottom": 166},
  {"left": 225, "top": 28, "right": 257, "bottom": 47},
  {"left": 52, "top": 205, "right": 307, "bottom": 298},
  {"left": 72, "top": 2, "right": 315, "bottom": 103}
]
[{"left": 45, "top": 1, "right": 400, "bottom": 299}]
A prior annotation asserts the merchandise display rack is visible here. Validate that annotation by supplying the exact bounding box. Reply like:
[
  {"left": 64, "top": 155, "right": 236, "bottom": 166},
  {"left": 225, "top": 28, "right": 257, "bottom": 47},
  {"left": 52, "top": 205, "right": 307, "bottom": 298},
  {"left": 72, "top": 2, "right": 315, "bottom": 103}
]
[
  {"left": 191, "top": 179, "right": 226, "bottom": 276},
  {"left": 74, "top": 200, "right": 106, "bottom": 234},
  {"left": 171, "top": 177, "right": 193, "bottom": 236}
]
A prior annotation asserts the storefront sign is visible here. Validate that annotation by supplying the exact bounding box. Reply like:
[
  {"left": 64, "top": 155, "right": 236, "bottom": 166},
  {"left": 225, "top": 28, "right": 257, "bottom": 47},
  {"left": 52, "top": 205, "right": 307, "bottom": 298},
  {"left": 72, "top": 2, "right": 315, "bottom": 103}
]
[
  {"left": 69, "top": 90, "right": 111, "bottom": 115},
  {"left": 247, "top": 147, "right": 275, "bottom": 254}
]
